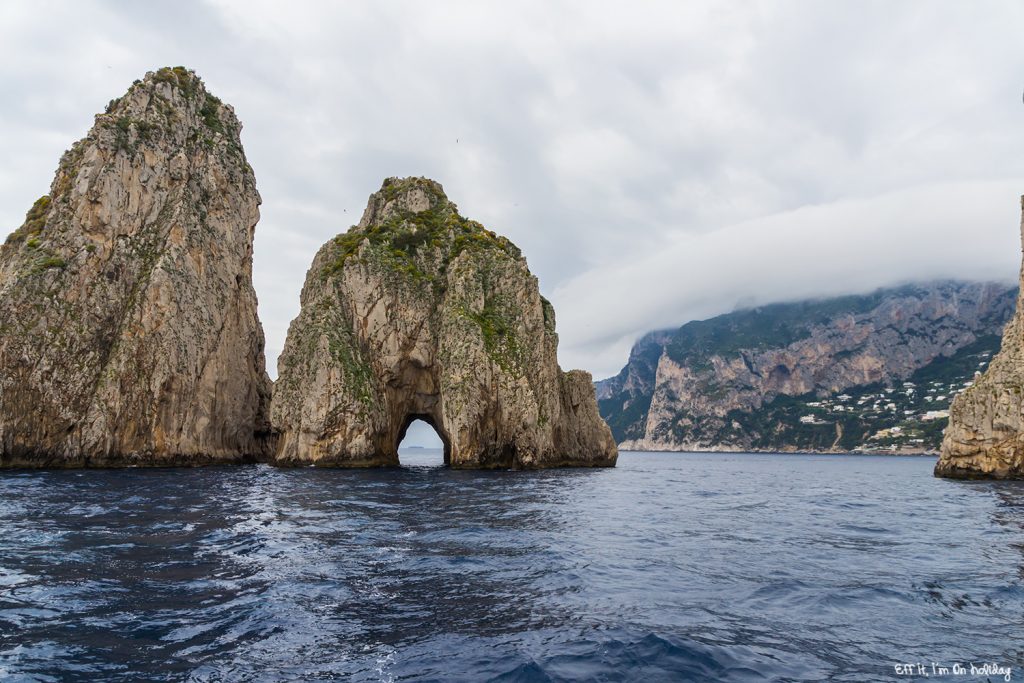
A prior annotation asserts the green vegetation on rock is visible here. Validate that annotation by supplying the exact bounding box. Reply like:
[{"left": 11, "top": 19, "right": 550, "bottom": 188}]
[
  {"left": 463, "top": 297, "right": 524, "bottom": 372},
  {"left": 599, "top": 392, "right": 654, "bottom": 443},
  {"left": 152, "top": 66, "right": 198, "bottom": 98},
  {"left": 322, "top": 178, "right": 521, "bottom": 285},
  {"left": 35, "top": 255, "right": 67, "bottom": 271},
  {"left": 323, "top": 307, "right": 375, "bottom": 409},
  {"left": 540, "top": 296, "right": 556, "bottom": 334},
  {"left": 5, "top": 195, "right": 51, "bottom": 246},
  {"left": 199, "top": 94, "right": 223, "bottom": 133},
  {"left": 112, "top": 116, "right": 158, "bottom": 151}
]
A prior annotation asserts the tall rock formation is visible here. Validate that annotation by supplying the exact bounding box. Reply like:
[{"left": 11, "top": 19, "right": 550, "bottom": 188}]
[
  {"left": 0, "top": 67, "right": 273, "bottom": 467},
  {"left": 271, "top": 177, "right": 617, "bottom": 468},
  {"left": 937, "top": 199, "right": 1024, "bottom": 479},
  {"left": 598, "top": 281, "right": 1014, "bottom": 452}
]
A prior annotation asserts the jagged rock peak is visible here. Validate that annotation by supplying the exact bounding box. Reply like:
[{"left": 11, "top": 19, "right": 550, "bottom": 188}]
[
  {"left": 359, "top": 176, "right": 450, "bottom": 226},
  {"left": 937, "top": 197, "right": 1024, "bottom": 479},
  {"left": 317, "top": 176, "right": 523, "bottom": 289},
  {"left": 103, "top": 66, "right": 244, "bottom": 143},
  {"left": 0, "top": 67, "right": 273, "bottom": 467},
  {"left": 272, "top": 176, "right": 617, "bottom": 468}
]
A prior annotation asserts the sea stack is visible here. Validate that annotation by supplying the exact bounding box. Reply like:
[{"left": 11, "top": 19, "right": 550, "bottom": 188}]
[
  {"left": 271, "top": 177, "right": 617, "bottom": 468},
  {"left": 0, "top": 67, "right": 273, "bottom": 467},
  {"left": 937, "top": 197, "right": 1024, "bottom": 479}
]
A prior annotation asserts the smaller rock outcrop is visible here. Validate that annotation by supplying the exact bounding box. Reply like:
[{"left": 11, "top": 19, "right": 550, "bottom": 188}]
[
  {"left": 937, "top": 199, "right": 1024, "bottom": 479},
  {"left": 271, "top": 177, "right": 617, "bottom": 468},
  {"left": 0, "top": 67, "right": 273, "bottom": 467}
]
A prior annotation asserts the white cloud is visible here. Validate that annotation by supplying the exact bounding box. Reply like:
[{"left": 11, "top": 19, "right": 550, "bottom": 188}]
[
  {"left": 555, "top": 179, "right": 1023, "bottom": 378},
  {"left": 0, "top": 0, "right": 1021, "bottom": 382}
]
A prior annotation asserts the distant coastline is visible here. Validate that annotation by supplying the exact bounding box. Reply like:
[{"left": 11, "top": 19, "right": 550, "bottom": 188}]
[{"left": 618, "top": 447, "right": 938, "bottom": 457}]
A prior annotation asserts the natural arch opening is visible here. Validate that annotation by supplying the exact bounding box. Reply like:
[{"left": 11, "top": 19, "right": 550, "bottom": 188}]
[{"left": 396, "top": 414, "right": 451, "bottom": 467}]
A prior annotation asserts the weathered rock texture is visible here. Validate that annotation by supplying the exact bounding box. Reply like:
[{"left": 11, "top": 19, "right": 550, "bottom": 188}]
[
  {"left": 598, "top": 281, "right": 1014, "bottom": 452},
  {"left": 937, "top": 199, "right": 1024, "bottom": 479},
  {"left": 0, "top": 67, "right": 273, "bottom": 467},
  {"left": 271, "top": 177, "right": 617, "bottom": 468}
]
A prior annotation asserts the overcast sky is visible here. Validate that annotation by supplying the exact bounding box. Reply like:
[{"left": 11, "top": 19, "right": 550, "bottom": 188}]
[{"left": 2, "top": 1, "right": 1023, "bottom": 394}]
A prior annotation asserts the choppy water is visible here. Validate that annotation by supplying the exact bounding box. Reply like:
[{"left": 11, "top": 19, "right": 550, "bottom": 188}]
[{"left": 1, "top": 451, "right": 1022, "bottom": 682}]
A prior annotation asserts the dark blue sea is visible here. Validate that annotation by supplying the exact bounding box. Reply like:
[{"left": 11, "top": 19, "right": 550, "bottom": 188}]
[{"left": 1, "top": 451, "right": 1022, "bottom": 682}]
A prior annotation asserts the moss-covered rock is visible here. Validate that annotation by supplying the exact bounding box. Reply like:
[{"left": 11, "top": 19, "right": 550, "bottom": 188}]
[
  {"left": 271, "top": 177, "right": 616, "bottom": 468},
  {"left": 0, "top": 67, "right": 272, "bottom": 467}
]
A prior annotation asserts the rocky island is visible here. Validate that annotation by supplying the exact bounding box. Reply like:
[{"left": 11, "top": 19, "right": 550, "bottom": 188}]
[
  {"left": 598, "top": 281, "right": 1014, "bottom": 454},
  {"left": 0, "top": 70, "right": 616, "bottom": 470},
  {"left": 0, "top": 68, "right": 273, "bottom": 467},
  {"left": 271, "top": 177, "right": 617, "bottom": 468},
  {"left": 936, "top": 199, "right": 1024, "bottom": 479}
]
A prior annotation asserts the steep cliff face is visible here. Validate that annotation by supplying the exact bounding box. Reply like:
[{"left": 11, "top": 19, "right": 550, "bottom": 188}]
[
  {"left": 0, "top": 67, "right": 273, "bottom": 467},
  {"left": 938, "top": 201, "right": 1024, "bottom": 478},
  {"left": 594, "top": 330, "right": 672, "bottom": 442},
  {"left": 598, "top": 282, "right": 1014, "bottom": 452},
  {"left": 271, "top": 177, "right": 616, "bottom": 468}
]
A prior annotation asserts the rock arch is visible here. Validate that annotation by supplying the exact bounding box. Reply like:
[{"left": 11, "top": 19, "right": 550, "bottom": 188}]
[
  {"left": 270, "top": 177, "right": 617, "bottom": 469},
  {"left": 396, "top": 414, "right": 451, "bottom": 465}
]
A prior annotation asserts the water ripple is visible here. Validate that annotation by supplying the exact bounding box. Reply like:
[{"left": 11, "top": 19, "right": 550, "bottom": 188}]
[{"left": 0, "top": 453, "right": 1022, "bottom": 680}]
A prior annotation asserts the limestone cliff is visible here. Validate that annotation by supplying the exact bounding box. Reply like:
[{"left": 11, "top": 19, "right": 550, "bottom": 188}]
[
  {"left": 271, "top": 177, "right": 616, "bottom": 468},
  {"left": 0, "top": 67, "right": 273, "bottom": 467},
  {"left": 598, "top": 282, "right": 1014, "bottom": 452},
  {"left": 937, "top": 200, "right": 1024, "bottom": 478}
]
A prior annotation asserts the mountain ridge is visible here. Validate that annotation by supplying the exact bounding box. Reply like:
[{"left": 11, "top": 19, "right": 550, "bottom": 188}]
[{"left": 597, "top": 280, "right": 1015, "bottom": 453}]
